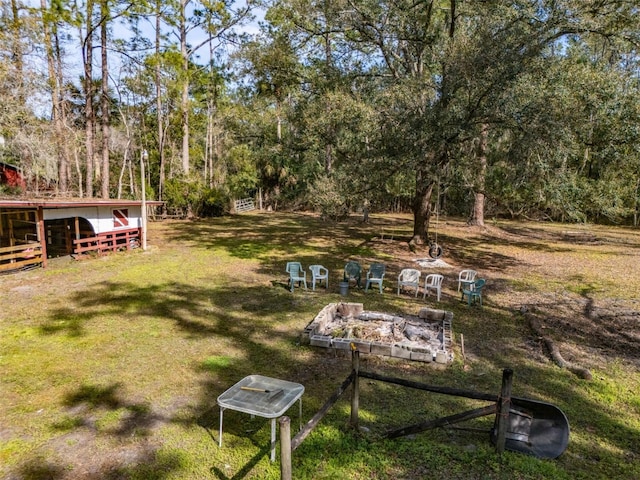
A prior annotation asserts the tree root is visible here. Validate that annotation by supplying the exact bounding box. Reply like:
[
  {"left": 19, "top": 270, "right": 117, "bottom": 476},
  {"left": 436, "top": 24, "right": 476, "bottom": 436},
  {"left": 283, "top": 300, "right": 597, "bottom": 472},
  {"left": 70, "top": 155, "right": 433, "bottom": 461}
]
[{"left": 525, "top": 310, "right": 593, "bottom": 380}]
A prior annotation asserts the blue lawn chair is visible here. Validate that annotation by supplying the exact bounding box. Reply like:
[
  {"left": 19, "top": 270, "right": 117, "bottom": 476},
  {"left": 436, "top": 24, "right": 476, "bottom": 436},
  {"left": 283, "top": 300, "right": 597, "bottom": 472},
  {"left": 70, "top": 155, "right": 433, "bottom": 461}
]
[
  {"left": 461, "top": 278, "right": 486, "bottom": 306},
  {"left": 343, "top": 261, "right": 362, "bottom": 288},
  {"left": 286, "top": 262, "right": 307, "bottom": 292},
  {"left": 365, "top": 263, "right": 386, "bottom": 293}
]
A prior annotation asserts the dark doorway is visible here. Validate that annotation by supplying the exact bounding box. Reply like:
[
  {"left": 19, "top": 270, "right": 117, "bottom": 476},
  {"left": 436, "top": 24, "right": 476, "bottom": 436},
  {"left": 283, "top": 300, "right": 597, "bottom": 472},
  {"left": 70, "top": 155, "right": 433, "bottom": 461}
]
[{"left": 44, "top": 217, "right": 95, "bottom": 258}]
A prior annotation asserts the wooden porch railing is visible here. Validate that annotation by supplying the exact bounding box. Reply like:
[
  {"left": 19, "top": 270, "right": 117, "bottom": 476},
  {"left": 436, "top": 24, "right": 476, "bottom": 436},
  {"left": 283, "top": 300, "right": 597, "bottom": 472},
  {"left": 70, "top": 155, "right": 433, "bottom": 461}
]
[
  {"left": 72, "top": 227, "right": 141, "bottom": 255},
  {"left": 0, "top": 242, "right": 44, "bottom": 272}
]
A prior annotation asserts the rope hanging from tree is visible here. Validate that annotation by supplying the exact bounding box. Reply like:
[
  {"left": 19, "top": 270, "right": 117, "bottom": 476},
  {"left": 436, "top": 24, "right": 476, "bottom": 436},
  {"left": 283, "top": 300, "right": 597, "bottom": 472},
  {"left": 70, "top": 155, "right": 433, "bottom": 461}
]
[{"left": 429, "top": 179, "right": 443, "bottom": 259}]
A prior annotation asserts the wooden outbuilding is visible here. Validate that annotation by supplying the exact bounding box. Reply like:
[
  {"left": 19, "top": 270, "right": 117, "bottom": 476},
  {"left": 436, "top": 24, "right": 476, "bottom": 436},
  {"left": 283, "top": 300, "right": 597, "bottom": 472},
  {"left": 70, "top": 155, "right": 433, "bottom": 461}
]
[
  {"left": 0, "top": 162, "right": 26, "bottom": 189},
  {"left": 0, "top": 198, "right": 162, "bottom": 273}
]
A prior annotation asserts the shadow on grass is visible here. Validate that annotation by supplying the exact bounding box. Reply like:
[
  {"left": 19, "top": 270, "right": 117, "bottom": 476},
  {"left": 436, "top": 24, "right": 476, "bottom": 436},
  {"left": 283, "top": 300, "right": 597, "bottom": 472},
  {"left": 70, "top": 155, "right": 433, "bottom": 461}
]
[
  {"left": 197, "top": 405, "right": 276, "bottom": 479},
  {"left": 37, "top": 273, "right": 639, "bottom": 453},
  {"left": 209, "top": 444, "right": 272, "bottom": 480},
  {"left": 10, "top": 213, "right": 639, "bottom": 479},
  {"left": 16, "top": 445, "right": 183, "bottom": 480},
  {"left": 15, "top": 460, "right": 67, "bottom": 480},
  {"left": 59, "top": 383, "right": 161, "bottom": 438}
]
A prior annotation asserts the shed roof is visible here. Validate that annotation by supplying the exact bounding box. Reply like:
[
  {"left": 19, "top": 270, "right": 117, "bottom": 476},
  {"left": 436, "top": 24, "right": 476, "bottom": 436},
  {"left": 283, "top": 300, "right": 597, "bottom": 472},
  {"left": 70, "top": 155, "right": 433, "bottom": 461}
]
[{"left": 0, "top": 198, "right": 163, "bottom": 209}]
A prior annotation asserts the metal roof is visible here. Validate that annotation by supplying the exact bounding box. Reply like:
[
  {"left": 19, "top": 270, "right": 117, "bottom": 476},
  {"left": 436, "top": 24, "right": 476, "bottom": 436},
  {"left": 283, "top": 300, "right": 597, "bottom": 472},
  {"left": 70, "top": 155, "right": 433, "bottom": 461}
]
[{"left": 0, "top": 198, "right": 163, "bottom": 209}]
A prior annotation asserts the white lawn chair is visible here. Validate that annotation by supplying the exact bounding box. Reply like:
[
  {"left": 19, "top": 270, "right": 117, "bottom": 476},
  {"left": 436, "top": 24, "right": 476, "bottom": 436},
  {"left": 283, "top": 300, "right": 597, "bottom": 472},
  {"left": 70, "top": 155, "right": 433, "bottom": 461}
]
[
  {"left": 309, "top": 264, "right": 329, "bottom": 290},
  {"left": 397, "top": 268, "right": 421, "bottom": 297},
  {"left": 457, "top": 269, "right": 477, "bottom": 292},
  {"left": 423, "top": 274, "right": 444, "bottom": 301}
]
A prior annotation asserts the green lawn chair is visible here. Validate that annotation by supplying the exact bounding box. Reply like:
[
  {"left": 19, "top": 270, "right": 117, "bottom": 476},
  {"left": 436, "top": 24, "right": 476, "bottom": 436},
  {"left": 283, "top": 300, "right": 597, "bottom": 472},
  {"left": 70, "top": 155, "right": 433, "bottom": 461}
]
[
  {"left": 461, "top": 278, "right": 485, "bottom": 306},
  {"left": 286, "top": 262, "right": 307, "bottom": 292},
  {"left": 365, "top": 263, "right": 386, "bottom": 293},
  {"left": 343, "top": 261, "right": 362, "bottom": 288}
]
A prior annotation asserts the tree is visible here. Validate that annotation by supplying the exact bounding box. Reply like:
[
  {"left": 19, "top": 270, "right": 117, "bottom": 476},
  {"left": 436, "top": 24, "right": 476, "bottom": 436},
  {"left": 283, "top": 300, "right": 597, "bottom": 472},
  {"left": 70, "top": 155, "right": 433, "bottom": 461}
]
[
  {"left": 40, "top": 0, "right": 73, "bottom": 194},
  {"left": 168, "top": 0, "right": 253, "bottom": 175},
  {"left": 80, "top": 0, "right": 96, "bottom": 197}
]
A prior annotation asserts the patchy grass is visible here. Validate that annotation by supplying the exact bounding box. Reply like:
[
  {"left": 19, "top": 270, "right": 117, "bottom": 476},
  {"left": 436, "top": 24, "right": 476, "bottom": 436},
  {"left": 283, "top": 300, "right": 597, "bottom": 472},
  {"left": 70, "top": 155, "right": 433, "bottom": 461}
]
[{"left": 1, "top": 212, "right": 639, "bottom": 479}]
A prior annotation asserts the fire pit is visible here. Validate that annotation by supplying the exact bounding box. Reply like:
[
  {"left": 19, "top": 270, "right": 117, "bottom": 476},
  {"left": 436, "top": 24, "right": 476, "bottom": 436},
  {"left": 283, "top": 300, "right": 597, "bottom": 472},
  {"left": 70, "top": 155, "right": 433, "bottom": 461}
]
[{"left": 302, "top": 303, "right": 453, "bottom": 363}]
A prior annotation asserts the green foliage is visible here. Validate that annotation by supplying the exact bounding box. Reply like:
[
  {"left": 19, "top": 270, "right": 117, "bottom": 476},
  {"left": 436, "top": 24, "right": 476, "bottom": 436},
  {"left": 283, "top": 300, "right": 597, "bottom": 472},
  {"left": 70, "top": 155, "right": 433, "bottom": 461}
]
[
  {"left": 307, "top": 173, "right": 351, "bottom": 221},
  {"left": 163, "top": 176, "right": 230, "bottom": 217},
  {"left": 4, "top": 0, "right": 640, "bottom": 232},
  {"left": 199, "top": 186, "right": 230, "bottom": 217},
  {"left": 225, "top": 144, "right": 259, "bottom": 198}
]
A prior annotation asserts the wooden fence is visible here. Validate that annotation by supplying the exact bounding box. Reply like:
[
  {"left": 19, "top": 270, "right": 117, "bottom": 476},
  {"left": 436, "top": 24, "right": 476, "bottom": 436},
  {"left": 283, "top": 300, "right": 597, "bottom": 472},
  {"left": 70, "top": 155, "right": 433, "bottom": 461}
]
[
  {"left": 72, "top": 227, "right": 141, "bottom": 256},
  {"left": 0, "top": 242, "right": 44, "bottom": 272},
  {"left": 278, "top": 350, "right": 514, "bottom": 479}
]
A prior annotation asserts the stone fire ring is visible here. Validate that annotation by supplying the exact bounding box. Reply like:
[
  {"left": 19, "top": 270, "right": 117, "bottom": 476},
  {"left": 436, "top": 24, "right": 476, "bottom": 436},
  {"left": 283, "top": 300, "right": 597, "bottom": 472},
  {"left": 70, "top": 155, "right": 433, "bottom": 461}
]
[{"left": 302, "top": 303, "right": 454, "bottom": 364}]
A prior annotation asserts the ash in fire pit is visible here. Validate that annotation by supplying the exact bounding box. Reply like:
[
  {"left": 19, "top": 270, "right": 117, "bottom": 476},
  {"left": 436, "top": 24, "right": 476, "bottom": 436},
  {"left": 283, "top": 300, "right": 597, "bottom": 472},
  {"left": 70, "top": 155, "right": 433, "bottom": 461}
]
[{"left": 302, "top": 303, "right": 453, "bottom": 363}]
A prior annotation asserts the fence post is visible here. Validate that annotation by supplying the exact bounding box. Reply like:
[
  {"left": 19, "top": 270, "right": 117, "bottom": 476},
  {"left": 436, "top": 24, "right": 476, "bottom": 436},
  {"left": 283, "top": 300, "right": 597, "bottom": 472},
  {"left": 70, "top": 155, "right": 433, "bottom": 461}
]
[
  {"left": 495, "top": 368, "right": 513, "bottom": 454},
  {"left": 279, "top": 416, "right": 292, "bottom": 480},
  {"left": 350, "top": 348, "right": 360, "bottom": 427}
]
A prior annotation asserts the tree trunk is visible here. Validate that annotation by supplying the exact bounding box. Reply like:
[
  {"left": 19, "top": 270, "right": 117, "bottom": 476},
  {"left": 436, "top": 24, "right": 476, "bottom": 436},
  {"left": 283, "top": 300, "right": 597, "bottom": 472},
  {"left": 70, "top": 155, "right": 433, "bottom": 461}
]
[
  {"left": 41, "top": 0, "right": 67, "bottom": 194},
  {"left": 180, "top": 0, "right": 190, "bottom": 175},
  {"left": 634, "top": 177, "right": 639, "bottom": 227},
  {"left": 324, "top": 28, "right": 332, "bottom": 174},
  {"left": 54, "top": 28, "right": 72, "bottom": 193},
  {"left": 156, "top": 0, "right": 166, "bottom": 202},
  {"left": 469, "top": 123, "right": 488, "bottom": 226},
  {"left": 83, "top": 0, "right": 95, "bottom": 198},
  {"left": 100, "top": 0, "right": 110, "bottom": 199},
  {"left": 10, "top": 0, "right": 24, "bottom": 103},
  {"left": 410, "top": 167, "right": 434, "bottom": 248}
]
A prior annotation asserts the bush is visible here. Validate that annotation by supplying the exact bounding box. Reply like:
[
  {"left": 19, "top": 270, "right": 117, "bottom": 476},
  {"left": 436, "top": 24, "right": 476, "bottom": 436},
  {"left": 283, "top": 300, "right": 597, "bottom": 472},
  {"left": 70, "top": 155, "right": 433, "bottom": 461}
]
[
  {"left": 198, "top": 188, "right": 230, "bottom": 217},
  {"left": 163, "top": 177, "right": 230, "bottom": 218},
  {"left": 308, "top": 174, "right": 350, "bottom": 221}
]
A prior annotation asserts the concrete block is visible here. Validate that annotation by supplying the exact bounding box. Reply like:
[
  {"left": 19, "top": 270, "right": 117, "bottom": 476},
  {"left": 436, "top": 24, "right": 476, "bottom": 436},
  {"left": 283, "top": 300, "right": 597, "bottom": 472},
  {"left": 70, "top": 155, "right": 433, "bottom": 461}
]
[
  {"left": 332, "top": 337, "right": 353, "bottom": 350},
  {"left": 349, "top": 339, "right": 371, "bottom": 353},
  {"left": 391, "top": 344, "right": 412, "bottom": 359},
  {"left": 370, "top": 342, "right": 392, "bottom": 356},
  {"left": 411, "top": 351, "right": 433, "bottom": 362},
  {"left": 435, "top": 350, "right": 448, "bottom": 364},
  {"left": 310, "top": 335, "right": 332, "bottom": 348},
  {"left": 418, "top": 307, "right": 445, "bottom": 321}
]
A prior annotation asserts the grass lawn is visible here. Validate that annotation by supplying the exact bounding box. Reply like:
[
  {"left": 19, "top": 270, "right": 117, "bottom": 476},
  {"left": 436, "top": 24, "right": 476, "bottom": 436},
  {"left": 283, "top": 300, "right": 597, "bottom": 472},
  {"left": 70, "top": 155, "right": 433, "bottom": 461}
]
[{"left": 1, "top": 212, "right": 639, "bottom": 479}]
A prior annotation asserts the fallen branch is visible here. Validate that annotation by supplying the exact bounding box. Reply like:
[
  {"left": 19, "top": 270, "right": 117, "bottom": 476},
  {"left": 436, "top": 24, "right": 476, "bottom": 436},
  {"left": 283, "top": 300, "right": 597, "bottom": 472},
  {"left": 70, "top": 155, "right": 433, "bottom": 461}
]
[{"left": 525, "top": 311, "right": 592, "bottom": 380}]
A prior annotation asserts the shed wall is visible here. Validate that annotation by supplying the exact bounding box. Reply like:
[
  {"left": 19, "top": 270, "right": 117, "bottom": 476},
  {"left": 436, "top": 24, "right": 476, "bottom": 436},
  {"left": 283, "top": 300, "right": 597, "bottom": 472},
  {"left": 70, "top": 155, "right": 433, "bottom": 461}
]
[{"left": 43, "top": 206, "right": 142, "bottom": 234}]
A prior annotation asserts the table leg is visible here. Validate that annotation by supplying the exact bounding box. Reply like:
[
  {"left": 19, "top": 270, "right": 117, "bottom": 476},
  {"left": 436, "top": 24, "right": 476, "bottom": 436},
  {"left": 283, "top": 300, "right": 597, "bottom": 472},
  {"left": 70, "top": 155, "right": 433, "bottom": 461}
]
[
  {"left": 271, "top": 418, "right": 276, "bottom": 462},
  {"left": 299, "top": 398, "right": 303, "bottom": 431},
  {"left": 219, "top": 408, "right": 224, "bottom": 448}
]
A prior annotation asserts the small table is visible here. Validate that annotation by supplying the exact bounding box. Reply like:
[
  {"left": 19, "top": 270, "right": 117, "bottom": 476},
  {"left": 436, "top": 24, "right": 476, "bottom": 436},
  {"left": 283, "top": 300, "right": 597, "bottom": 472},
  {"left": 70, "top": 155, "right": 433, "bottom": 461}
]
[{"left": 217, "top": 375, "right": 304, "bottom": 462}]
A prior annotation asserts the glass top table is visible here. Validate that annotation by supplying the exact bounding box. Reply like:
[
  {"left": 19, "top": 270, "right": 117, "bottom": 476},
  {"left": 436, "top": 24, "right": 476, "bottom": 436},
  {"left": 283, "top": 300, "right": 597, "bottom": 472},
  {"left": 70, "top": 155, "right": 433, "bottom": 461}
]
[{"left": 217, "top": 375, "right": 304, "bottom": 462}]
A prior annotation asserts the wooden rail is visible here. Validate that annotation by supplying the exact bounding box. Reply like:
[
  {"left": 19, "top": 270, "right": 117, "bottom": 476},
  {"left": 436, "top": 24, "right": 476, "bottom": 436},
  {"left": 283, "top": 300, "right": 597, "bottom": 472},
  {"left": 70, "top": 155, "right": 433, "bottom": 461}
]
[
  {"left": 72, "top": 228, "right": 141, "bottom": 255},
  {"left": 279, "top": 350, "right": 513, "bottom": 479},
  {"left": 0, "top": 242, "right": 43, "bottom": 272}
]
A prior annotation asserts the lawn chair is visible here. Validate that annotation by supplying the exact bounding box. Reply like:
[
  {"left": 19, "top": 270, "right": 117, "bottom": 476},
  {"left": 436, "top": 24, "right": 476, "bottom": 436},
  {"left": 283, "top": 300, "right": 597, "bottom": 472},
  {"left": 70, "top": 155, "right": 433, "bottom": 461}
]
[
  {"left": 461, "top": 278, "right": 485, "bottom": 306},
  {"left": 286, "top": 262, "right": 307, "bottom": 292},
  {"left": 423, "top": 273, "right": 444, "bottom": 301},
  {"left": 309, "top": 264, "right": 329, "bottom": 290},
  {"left": 457, "top": 269, "right": 477, "bottom": 292},
  {"left": 343, "top": 261, "right": 362, "bottom": 288},
  {"left": 365, "top": 263, "right": 386, "bottom": 293},
  {"left": 397, "top": 268, "right": 421, "bottom": 297}
]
